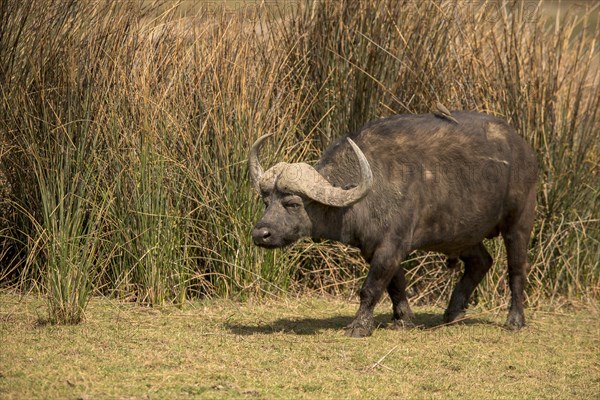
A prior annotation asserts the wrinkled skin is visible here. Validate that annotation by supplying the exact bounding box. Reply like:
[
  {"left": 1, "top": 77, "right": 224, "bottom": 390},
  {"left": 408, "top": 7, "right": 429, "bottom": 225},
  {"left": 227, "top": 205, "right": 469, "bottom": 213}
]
[{"left": 250, "top": 112, "right": 537, "bottom": 337}]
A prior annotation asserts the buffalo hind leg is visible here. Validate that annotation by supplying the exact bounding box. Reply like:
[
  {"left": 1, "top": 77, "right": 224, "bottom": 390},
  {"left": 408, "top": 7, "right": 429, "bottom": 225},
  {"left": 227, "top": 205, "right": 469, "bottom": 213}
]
[
  {"left": 503, "top": 188, "right": 535, "bottom": 329},
  {"left": 444, "top": 242, "right": 493, "bottom": 324},
  {"left": 387, "top": 267, "right": 415, "bottom": 329},
  {"left": 346, "top": 246, "right": 404, "bottom": 337},
  {"left": 502, "top": 222, "right": 535, "bottom": 327},
  {"left": 503, "top": 232, "right": 529, "bottom": 329}
]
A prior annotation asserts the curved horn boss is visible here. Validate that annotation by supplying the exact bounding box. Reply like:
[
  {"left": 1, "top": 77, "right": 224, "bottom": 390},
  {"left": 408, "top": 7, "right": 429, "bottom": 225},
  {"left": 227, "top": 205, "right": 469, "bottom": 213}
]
[{"left": 248, "top": 135, "right": 373, "bottom": 207}]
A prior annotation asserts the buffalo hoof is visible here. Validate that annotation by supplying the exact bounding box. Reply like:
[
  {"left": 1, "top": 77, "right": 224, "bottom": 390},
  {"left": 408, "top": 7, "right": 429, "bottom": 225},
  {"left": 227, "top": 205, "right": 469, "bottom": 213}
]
[
  {"left": 443, "top": 309, "right": 466, "bottom": 325},
  {"left": 505, "top": 311, "right": 525, "bottom": 330},
  {"left": 345, "top": 318, "right": 374, "bottom": 338},
  {"left": 390, "top": 318, "right": 415, "bottom": 330}
]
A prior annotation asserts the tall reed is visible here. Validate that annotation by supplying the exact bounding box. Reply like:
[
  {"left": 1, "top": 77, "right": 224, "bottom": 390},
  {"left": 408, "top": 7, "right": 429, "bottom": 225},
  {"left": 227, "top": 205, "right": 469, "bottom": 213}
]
[{"left": 0, "top": 0, "right": 597, "bottom": 323}]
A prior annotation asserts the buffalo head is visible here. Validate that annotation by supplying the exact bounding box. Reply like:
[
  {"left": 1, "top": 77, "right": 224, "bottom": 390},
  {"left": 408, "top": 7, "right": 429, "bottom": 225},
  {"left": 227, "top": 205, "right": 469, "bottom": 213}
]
[{"left": 248, "top": 134, "right": 373, "bottom": 248}]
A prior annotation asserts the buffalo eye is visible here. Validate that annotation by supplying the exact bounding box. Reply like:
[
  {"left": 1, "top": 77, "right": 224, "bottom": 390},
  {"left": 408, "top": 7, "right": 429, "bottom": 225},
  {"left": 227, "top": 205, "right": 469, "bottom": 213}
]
[{"left": 283, "top": 201, "right": 301, "bottom": 210}]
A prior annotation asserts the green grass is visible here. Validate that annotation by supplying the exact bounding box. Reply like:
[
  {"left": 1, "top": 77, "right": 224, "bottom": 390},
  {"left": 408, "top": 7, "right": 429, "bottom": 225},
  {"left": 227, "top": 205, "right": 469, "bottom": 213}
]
[{"left": 1, "top": 292, "right": 598, "bottom": 399}]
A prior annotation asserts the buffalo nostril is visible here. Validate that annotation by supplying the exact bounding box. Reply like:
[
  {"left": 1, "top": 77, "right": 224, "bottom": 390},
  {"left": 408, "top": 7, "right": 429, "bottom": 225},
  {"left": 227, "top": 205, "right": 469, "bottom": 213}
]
[{"left": 252, "top": 227, "right": 272, "bottom": 244}]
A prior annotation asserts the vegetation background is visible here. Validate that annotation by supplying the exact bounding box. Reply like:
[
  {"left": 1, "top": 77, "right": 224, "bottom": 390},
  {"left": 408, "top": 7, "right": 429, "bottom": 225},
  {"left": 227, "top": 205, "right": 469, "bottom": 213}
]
[{"left": 0, "top": 0, "right": 598, "bottom": 324}]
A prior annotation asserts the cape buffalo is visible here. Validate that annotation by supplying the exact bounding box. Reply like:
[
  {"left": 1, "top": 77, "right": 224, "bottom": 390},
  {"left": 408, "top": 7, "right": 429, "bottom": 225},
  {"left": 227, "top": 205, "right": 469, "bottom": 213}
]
[{"left": 248, "top": 111, "right": 537, "bottom": 337}]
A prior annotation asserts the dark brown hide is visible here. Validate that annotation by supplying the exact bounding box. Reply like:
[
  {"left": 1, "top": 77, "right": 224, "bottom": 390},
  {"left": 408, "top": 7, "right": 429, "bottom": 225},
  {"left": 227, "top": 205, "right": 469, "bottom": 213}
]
[{"left": 250, "top": 112, "right": 537, "bottom": 337}]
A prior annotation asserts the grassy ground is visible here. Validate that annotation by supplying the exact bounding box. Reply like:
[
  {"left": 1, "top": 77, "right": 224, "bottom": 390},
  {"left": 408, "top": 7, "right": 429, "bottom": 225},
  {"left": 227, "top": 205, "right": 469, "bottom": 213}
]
[{"left": 1, "top": 292, "right": 598, "bottom": 399}]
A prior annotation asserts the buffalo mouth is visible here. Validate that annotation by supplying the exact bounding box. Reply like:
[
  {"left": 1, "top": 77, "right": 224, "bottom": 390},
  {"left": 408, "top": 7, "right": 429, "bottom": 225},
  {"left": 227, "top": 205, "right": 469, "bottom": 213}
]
[
  {"left": 252, "top": 238, "right": 294, "bottom": 249},
  {"left": 253, "top": 241, "right": 284, "bottom": 249}
]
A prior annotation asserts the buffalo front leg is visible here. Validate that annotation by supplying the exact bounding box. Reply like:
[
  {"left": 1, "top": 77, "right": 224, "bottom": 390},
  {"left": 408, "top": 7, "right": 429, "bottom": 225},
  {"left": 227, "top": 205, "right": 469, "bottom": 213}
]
[
  {"left": 444, "top": 242, "right": 493, "bottom": 324},
  {"left": 387, "top": 267, "right": 415, "bottom": 329},
  {"left": 346, "top": 247, "right": 405, "bottom": 337}
]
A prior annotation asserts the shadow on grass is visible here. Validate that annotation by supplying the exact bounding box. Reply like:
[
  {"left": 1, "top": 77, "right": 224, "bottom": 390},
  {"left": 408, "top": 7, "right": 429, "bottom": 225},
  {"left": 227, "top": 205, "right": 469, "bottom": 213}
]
[{"left": 226, "top": 312, "right": 499, "bottom": 336}]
